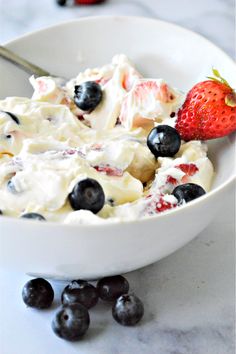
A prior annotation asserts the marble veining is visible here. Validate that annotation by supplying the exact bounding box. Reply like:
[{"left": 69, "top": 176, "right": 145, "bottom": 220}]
[{"left": 0, "top": 0, "right": 235, "bottom": 353}]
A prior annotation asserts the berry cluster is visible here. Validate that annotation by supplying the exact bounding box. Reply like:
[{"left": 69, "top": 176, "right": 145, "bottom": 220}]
[
  {"left": 22, "top": 275, "right": 144, "bottom": 341},
  {"left": 56, "top": 0, "right": 105, "bottom": 7}
]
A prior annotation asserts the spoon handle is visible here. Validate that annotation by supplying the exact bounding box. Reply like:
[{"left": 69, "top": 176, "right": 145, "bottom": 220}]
[{"left": 0, "top": 45, "right": 51, "bottom": 77}]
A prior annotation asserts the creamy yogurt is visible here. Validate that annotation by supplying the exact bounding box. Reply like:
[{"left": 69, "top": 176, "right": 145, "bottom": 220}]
[{"left": 0, "top": 55, "right": 214, "bottom": 223}]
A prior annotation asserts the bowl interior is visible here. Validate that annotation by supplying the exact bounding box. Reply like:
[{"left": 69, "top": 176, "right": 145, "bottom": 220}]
[{"left": 0, "top": 16, "right": 235, "bottom": 190}]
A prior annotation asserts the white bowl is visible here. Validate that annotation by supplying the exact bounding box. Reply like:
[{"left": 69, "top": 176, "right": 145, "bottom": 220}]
[{"left": 0, "top": 16, "right": 235, "bottom": 280}]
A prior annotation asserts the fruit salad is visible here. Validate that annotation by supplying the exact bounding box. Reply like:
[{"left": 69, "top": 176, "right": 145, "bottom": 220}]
[{"left": 0, "top": 55, "right": 235, "bottom": 224}]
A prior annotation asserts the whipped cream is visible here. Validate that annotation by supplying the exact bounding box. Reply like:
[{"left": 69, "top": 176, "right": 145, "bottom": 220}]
[{"left": 0, "top": 55, "right": 214, "bottom": 223}]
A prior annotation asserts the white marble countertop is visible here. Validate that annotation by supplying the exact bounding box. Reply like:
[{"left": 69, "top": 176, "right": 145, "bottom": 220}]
[
  {"left": 0, "top": 190, "right": 234, "bottom": 354},
  {"left": 0, "top": 0, "right": 235, "bottom": 58},
  {"left": 0, "top": 1, "right": 235, "bottom": 353}
]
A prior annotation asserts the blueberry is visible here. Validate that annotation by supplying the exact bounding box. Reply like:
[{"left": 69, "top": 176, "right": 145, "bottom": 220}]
[
  {"left": 21, "top": 213, "right": 46, "bottom": 221},
  {"left": 147, "top": 125, "right": 181, "bottom": 158},
  {"left": 74, "top": 81, "right": 103, "bottom": 111},
  {"left": 97, "top": 275, "right": 129, "bottom": 302},
  {"left": 172, "top": 183, "right": 206, "bottom": 204},
  {"left": 22, "top": 278, "right": 54, "bottom": 309},
  {"left": 62, "top": 280, "right": 99, "bottom": 309},
  {"left": 56, "top": 0, "right": 67, "bottom": 5},
  {"left": 52, "top": 303, "right": 90, "bottom": 341},
  {"left": 69, "top": 178, "right": 105, "bottom": 214},
  {"left": 112, "top": 294, "right": 144, "bottom": 326}
]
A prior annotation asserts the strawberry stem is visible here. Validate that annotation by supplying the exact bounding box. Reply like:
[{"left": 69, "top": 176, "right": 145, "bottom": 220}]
[
  {"left": 207, "top": 68, "right": 231, "bottom": 88},
  {"left": 207, "top": 68, "right": 236, "bottom": 107}
]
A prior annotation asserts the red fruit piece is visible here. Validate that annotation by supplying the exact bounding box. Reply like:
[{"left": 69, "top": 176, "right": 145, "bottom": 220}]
[
  {"left": 90, "top": 143, "right": 103, "bottom": 151},
  {"left": 121, "top": 70, "right": 141, "bottom": 92},
  {"left": 133, "top": 80, "right": 175, "bottom": 104},
  {"left": 166, "top": 175, "right": 178, "bottom": 185},
  {"left": 37, "top": 79, "right": 47, "bottom": 93},
  {"left": 122, "top": 73, "right": 130, "bottom": 91},
  {"left": 63, "top": 149, "right": 77, "bottom": 156},
  {"left": 95, "top": 77, "right": 110, "bottom": 86},
  {"left": 176, "top": 163, "right": 199, "bottom": 183},
  {"left": 176, "top": 163, "right": 199, "bottom": 176},
  {"left": 155, "top": 197, "right": 176, "bottom": 213},
  {"left": 94, "top": 165, "right": 123, "bottom": 177},
  {"left": 176, "top": 70, "right": 236, "bottom": 140},
  {"left": 120, "top": 80, "right": 175, "bottom": 128},
  {"left": 144, "top": 194, "right": 177, "bottom": 215}
]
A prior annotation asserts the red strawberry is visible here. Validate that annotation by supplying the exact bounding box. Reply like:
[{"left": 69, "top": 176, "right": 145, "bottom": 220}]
[
  {"left": 176, "top": 69, "right": 236, "bottom": 140},
  {"left": 74, "top": 0, "right": 105, "bottom": 4},
  {"left": 94, "top": 165, "right": 123, "bottom": 177},
  {"left": 176, "top": 163, "right": 199, "bottom": 176},
  {"left": 132, "top": 80, "right": 175, "bottom": 104},
  {"left": 120, "top": 79, "right": 175, "bottom": 128},
  {"left": 57, "top": 0, "right": 104, "bottom": 7},
  {"left": 176, "top": 163, "right": 199, "bottom": 183},
  {"left": 166, "top": 175, "right": 178, "bottom": 185}
]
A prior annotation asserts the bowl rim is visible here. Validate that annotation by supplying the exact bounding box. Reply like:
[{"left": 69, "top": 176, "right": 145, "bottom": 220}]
[
  {"left": 1, "top": 15, "right": 235, "bottom": 229},
  {"left": 3, "top": 15, "right": 236, "bottom": 62}
]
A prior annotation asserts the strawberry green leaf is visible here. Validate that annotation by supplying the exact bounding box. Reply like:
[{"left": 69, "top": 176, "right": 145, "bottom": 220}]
[
  {"left": 212, "top": 68, "right": 221, "bottom": 78},
  {"left": 207, "top": 76, "right": 219, "bottom": 82},
  {"left": 220, "top": 77, "right": 230, "bottom": 87},
  {"left": 208, "top": 68, "right": 231, "bottom": 88}
]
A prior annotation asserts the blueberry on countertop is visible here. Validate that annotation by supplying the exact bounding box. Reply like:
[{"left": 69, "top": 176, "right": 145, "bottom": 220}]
[
  {"left": 97, "top": 275, "right": 129, "bottom": 302},
  {"left": 147, "top": 125, "right": 181, "bottom": 158},
  {"left": 62, "top": 280, "right": 99, "bottom": 309},
  {"left": 69, "top": 178, "right": 105, "bottom": 214},
  {"left": 52, "top": 303, "right": 90, "bottom": 341},
  {"left": 74, "top": 81, "right": 103, "bottom": 111},
  {"left": 112, "top": 294, "right": 144, "bottom": 326},
  {"left": 22, "top": 278, "right": 54, "bottom": 309},
  {"left": 172, "top": 183, "right": 206, "bottom": 204},
  {"left": 21, "top": 213, "right": 46, "bottom": 221},
  {"left": 56, "top": 0, "right": 67, "bottom": 5}
]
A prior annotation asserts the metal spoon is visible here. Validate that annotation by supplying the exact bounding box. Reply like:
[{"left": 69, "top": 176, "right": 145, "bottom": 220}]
[{"left": 0, "top": 45, "right": 51, "bottom": 77}]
